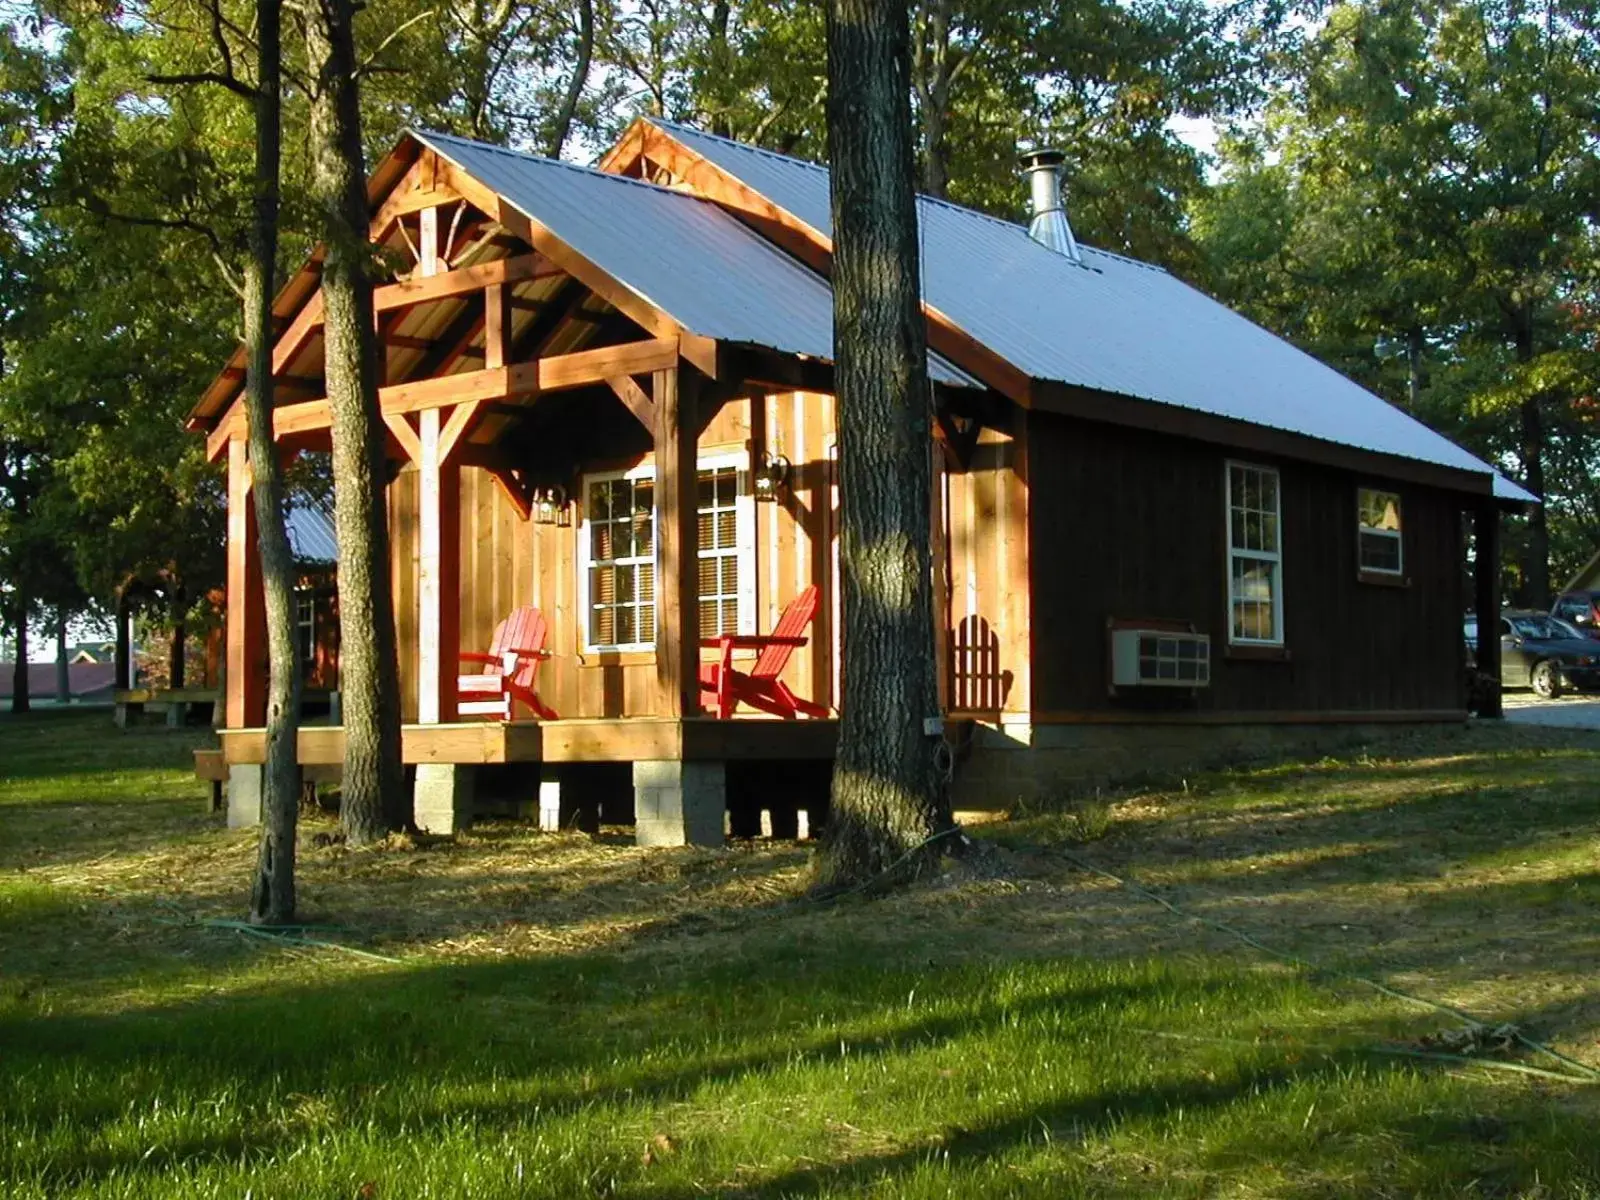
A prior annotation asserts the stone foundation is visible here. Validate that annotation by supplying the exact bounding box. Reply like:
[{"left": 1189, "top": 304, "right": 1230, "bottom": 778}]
[
  {"left": 414, "top": 763, "right": 475, "bottom": 835},
  {"left": 950, "top": 717, "right": 1470, "bottom": 810},
  {"left": 226, "top": 764, "right": 262, "bottom": 829},
  {"left": 633, "top": 759, "right": 726, "bottom": 847}
]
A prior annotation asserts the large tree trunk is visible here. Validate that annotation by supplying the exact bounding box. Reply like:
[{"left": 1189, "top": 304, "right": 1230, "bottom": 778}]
[
  {"left": 819, "top": 0, "right": 953, "bottom": 889},
  {"left": 306, "top": 0, "right": 406, "bottom": 843},
  {"left": 247, "top": 0, "right": 302, "bottom": 925},
  {"left": 54, "top": 612, "right": 69, "bottom": 703},
  {"left": 1515, "top": 319, "right": 1550, "bottom": 608},
  {"left": 168, "top": 585, "right": 187, "bottom": 690},
  {"left": 9, "top": 596, "right": 28, "bottom": 713},
  {"left": 114, "top": 589, "right": 132, "bottom": 689}
]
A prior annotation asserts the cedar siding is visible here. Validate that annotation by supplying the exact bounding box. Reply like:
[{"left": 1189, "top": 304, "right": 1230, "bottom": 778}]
[{"left": 1027, "top": 411, "right": 1466, "bottom": 715}]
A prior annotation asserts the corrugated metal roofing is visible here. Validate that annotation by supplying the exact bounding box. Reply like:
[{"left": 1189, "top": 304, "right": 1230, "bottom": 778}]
[
  {"left": 645, "top": 119, "right": 1536, "bottom": 502},
  {"left": 411, "top": 131, "right": 982, "bottom": 390},
  {"left": 286, "top": 500, "right": 338, "bottom": 565}
]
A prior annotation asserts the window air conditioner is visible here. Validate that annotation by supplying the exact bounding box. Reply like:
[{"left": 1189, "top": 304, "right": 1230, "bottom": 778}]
[{"left": 1109, "top": 628, "right": 1211, "bottom": 688}]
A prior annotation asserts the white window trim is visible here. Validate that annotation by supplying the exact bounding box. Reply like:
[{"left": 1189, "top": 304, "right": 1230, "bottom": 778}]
[
  {"left": 294, "top": 587, "right": 317, "bottom": 667},
  {"left": 1356, "top": 487, "right": 1404, "bottom": 576},
  {"left": 1225, "top": 460, "right": 1285, "bottom": 646},
  {"left": 576, "top": 452, "right": 755, "bottom": 654}
]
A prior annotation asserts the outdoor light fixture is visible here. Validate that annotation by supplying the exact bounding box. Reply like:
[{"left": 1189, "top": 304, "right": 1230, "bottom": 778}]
[
  {"left": 532, "top": 485, "right": 569, "bottom": 526},
  {"left": 753, "top": 453, "right": 791, "bottom": 502}
]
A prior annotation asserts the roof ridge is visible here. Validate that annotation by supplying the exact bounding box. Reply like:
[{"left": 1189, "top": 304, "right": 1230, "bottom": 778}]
[
  {"left": 643, "top": 118, "right": 1170, "bottom": 276},
  {"left": 411, "top": 127, "right": 707, "bottom": 205}
]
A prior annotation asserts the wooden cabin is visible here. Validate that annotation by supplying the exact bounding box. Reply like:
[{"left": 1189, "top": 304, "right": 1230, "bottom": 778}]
[{"left": 187, "top": 121, "right": 1528, "bottom": 842}]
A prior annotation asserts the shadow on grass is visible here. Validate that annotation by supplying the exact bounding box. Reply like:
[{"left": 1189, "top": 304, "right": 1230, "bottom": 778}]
[{"left": 5, "top": 940, "right": 1593, "bottom": 1197}]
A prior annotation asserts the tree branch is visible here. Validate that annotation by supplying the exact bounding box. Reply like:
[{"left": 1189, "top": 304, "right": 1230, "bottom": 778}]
[
  {"left": 145, "top": 71, "right": 260, "bottom": 100},
  {"left": 355, "top": 8, "right": 436, "bottom": 78}
]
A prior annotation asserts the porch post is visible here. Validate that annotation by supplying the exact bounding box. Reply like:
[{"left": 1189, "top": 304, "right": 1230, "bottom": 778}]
[
  {"left": 417, "top": 406, "right": 461, "bottom": 724},
  {"left": 1474, "top": 500, "right": 1502, "bottom": 717},
  {"left": 225, "top": 436, "right": 266, "bottom": 728},
  {"left": 654, "top": 365, "right": 701, "bottom": 717}
]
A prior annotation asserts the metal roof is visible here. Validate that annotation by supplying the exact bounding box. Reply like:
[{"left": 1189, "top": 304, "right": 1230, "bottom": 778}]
[
  {"left": 286, "top": 500, "right": 338, "bottom": 565},
  {"left": 411, "top": 131, "right": 982, "bottom": 390},
  {"left": 645, "top": 119, "right": 1536, "bottom": 502}
]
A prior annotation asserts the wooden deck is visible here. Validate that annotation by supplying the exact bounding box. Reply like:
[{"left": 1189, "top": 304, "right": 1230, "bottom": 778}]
[{"left": 218, "top": 717, "right": 839, "bottom": 766}]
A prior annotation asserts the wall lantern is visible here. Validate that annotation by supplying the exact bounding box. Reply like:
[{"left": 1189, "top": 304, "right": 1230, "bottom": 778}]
[
  {"left": 532, "top": 485, "right": 570, "bottom": 526},
  {"left": 753, "top": 453, "right": 791, "bottom": 502}
]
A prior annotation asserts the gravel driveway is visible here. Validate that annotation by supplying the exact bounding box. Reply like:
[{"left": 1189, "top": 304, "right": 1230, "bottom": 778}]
[{"left": 1502, "top": 694, "right": 1600, "bottom": 731}]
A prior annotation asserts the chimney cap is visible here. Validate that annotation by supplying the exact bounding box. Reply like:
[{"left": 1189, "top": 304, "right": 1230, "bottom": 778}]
[{"left": 1019, "top": 147, "right": 1066, "bottom": 172}]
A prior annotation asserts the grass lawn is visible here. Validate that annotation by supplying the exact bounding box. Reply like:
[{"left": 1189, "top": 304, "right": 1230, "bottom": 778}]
[{"left": 2, "top": 712, "right": 1598, "bottom": 1198}]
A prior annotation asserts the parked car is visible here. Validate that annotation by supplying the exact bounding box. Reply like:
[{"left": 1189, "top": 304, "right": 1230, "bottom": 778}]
[
  {"left": 1552, "top": 590, "right": 1600, "bottom": 638},
  {"left": 1464, "top": 610, "right": 1600, "bottom": 699}
]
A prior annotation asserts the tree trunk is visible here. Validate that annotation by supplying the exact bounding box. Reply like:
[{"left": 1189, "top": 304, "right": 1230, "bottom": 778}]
[
  {"left": 168, "top": 585, "right": 187, "bottom": 690},
  {"left": 819, "top": 0, "right": 954, "bottom": 889},
  {"left": 911, "top": 0, "right": 955, "bottom": 199},
  {"left": 114, "top": 589, "right": 132, "bottom": 689},
  {"left": 1515, "top": 320, "right": 1549, "bottom": 608},
  {"left": 306, "top": 0, "right": 406, "bottom": 843},
  {"left": 547, "top": 0, "right": 595, "bottom": 157},
  {"left": 247, "top": 0, "right": 302, "bottom": 925},
  {"left": 1404, "top": 325, "right": 1426, "bottom": 410},
  {"left": 9, "top": 596, "right": 28, "bottom": 713},
  {"left": 54, "top": 612, "right": 69, "bottom": 703}
]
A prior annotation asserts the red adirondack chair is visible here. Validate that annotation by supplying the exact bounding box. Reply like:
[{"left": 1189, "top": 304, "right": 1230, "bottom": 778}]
[
  {"left": 457, "top": 607, "right": 559, "bottom": 721},
  {"left": 698, "top": 585, "right": 830, "bottom": 719}
]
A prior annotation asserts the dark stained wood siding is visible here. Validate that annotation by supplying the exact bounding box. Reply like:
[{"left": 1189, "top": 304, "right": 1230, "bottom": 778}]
[{"left": 1026, "top": 411, "right": 1467, "bottom": 714}]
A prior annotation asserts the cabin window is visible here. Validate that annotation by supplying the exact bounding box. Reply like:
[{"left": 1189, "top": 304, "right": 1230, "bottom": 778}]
[
  {"left": 1357, "top": 488, "right": 1403, "bottom": 575},
  {"left": 294, "top": 588, "right": 317, "bottom": 669},
  {"left": 584, "top": 471, "right": 658, "bottom": 651},
  {"left": 580, "top": 456, "right": 754, "bottom": 652},
  {"left": 1226, "top": 462, "right": 1283, "bottom": 645}
]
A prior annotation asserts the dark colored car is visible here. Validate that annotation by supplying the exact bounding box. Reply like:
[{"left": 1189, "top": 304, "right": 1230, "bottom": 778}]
[
  {"left": 1552, "top": 590, "right": 1600, "bottom": 639},
  {"left": 1465, "top": 610, "right": 1600, "bottom": 699}
]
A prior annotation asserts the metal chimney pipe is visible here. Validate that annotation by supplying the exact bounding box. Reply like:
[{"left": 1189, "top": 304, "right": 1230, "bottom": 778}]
[{"left": 1019, "top": 148, "right": 1083, "bottom": 266}]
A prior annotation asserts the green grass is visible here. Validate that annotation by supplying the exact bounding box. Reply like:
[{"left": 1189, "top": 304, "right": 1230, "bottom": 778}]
[{"left": 2, "top": 712, "right": 1599, "bottom": 1198}]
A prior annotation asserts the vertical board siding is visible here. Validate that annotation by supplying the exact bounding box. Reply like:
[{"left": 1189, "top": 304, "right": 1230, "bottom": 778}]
[
  {"left": 383, "top": 390, "right": 1041, "bottom": 724},
  {"left": 945, "top": 428, "right": 1031, "bottom": 715},
  {"left": 388, "top": 466, "right": 421, "bottom": 723},
  {"left": 1027, "top": 411, "right": 1466, "bottom": 714}
]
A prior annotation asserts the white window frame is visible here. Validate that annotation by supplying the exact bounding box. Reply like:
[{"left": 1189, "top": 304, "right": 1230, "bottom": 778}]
[
  {"left": 577, "top": 452, "right": 755, "bottom": 654},
  {"left": 1225, "top": 460, "right": 1285, "bottom": 646},
  {"left": 1356, "top": 487, "right": 1404, "bottom": 576},
  {"left": 294, "top": 587, "right": 317, "bottom": 668}
]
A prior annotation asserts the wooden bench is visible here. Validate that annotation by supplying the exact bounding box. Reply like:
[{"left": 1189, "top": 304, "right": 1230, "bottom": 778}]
[
  {"left": 194, "top": 748, "right": 228, "bottom": 812},
  {"left": 116, "top": 687, "right": 219, "bottom": 729}
]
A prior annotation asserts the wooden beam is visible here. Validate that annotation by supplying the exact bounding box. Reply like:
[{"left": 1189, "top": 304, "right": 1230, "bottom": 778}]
[
  {"left": 374, "top": 186, "right": 463, "bottom": 233},
  {"left": 224, "top": 439, "right": 265, "bottom": 728},
  {"left": 384, "top": 413, "right": 423, "bottom": 464},
  {"left": 653, "top": 366, "right": 701, "bottom": 717},
  {"left": 484, "top": 282, "right": 509, "bottom": 370},
  {"left": 375, "top": 253, "right": 552, "bottom": 316},
  {"left": 488, "top": 467, "right": 534, "bottom": 520},
  {"left": 438, "top": 399, "right": 483, "bottom": 462},
  {"left": 212, "top": 337, "right": 682, "bottom": 458},
  {"left": 417, "top": 406, "right": 461, "bottom": 724},
  {"left": 605, "top": 374, "right": 654, "bottom": 429},
  {"left": 418, "top": 204, "right": 440, "bottom": 277},
  {"left": 934, "top": 408, "right": 981, "bottom": 470},
  {"left": 202, "top": 254, "right": 561, "bottom": 454}
]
